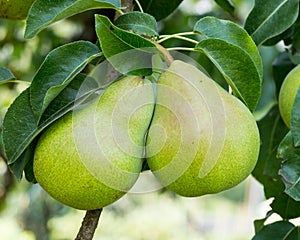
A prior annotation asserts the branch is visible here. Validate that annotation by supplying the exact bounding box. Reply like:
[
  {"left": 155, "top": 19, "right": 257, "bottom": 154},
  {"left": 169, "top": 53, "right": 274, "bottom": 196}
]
[
  {"left": 115, "top": 0, "right": 134, "bottom": 19},
  {"left": 75, "top": 209, "right": 103, "bottom": 240}
]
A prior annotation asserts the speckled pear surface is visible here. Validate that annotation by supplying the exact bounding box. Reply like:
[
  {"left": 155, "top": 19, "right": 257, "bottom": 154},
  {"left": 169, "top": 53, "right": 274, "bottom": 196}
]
[
  {"left": 146, "top": 60, "right": 260, "bottom": 197},
  {"left": 279, "top": 65, "right": 300, "bottom": 129},
  {"left": 0, "top": 0, "right": 35, "bottom": 20},
  {"left": 34, "top": 76, "right": 154, "bottom": 210}
]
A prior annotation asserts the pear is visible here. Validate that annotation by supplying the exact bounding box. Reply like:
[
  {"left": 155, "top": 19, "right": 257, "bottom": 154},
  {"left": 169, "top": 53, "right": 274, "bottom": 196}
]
[
  {"left": 34, "top": 76, "right": 154, "bottom": 210},
  {"left": 146, "top": 60, "right": 260, "bottom": 197},
  {"left": 279, "top": 65, "right": 300, "bottom": 129},
  {"left": 0, "top": 0, "right": 35, "bottom": 20}
]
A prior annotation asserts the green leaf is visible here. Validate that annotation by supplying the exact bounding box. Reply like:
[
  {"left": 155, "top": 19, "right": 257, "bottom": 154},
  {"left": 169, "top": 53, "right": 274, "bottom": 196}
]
[
  {"left": 272, "top": 52, "right": 296, "bottom": 96},
  {"left": 214, "top": 0, "right": 234, "bottom": 15},
  {"left": 0, "top": 67, "right": 15, "bottom": 83},
  {"left": 30, "top": 40, "right": 100, "bottom": 122},
  {"left": 194, "top": 16, "right": 263, "bottom": 79},
  {"left": 254, "top": 106, "right": 288, "bottom": 199},
  {"left": 278, "top": 132, "right": 300, "bottom": 201},
  {"left": 138, "top": 0, "right": 183, "bottom": 21},
  {"left": 278, "top": 132, "right": 300, "bottom": 160},
  {"left": 271, "top": 193, "right": 300, "bottom": 219},
  {"left": 95, "top": 15, "right": 159, "bottom": 76},
  {"left": 3, "top": 88, "right": 38, "bottom": 165},
  {"left": 253, "top": 221, "right": 297, "bottom": 240},
  {"left": 280, "top": 157, "right": 300, "bottom": 201},
  {"left": 195, "top": 39, "right": 261, "bottom": 111},
  {"left": 291, "top": 88, "right": 300, "bottom": 147},
  {"left": 115, "top": 11, "right": 158, "bottom": 37},
  {"left": 2, "top": 74, "right": 99, "bottom": 178},
  {"left": 245, "top": 0, "right": 299, "bottom": 45},
  {"left": 25, "top": 0, "right": 121, "bottom": 38},
  {"left": 254, "top": 211, "right": 273, "bottom": 233},
  {"left": 0, "top": 129, "right": 4, "bottom": 158}
]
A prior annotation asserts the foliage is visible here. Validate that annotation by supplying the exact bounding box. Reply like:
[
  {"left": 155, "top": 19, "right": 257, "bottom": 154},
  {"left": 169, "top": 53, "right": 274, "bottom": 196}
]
[{"left": 0, "top": 0, "right": 300, "bottom": 239}]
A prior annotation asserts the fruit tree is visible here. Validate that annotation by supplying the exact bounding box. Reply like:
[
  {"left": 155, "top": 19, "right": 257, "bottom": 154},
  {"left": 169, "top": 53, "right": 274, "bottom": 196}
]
[{"left": 0, "top": 0, "right": 300, "bottom": 239}]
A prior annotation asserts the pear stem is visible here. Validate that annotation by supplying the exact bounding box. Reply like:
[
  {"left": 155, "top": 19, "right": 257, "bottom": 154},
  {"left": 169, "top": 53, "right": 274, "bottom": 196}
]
[
  {"left": 154, "top": 42, "right": 174, "bottom": 66},
  {"left": 75, "top": 209, "right": 103, "bottom": 240}
]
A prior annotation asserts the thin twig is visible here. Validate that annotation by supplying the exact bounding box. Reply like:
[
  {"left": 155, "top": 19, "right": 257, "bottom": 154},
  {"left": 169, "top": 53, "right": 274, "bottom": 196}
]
[{"left": 75, "top": 209, "right": 103, "bottom": 240}]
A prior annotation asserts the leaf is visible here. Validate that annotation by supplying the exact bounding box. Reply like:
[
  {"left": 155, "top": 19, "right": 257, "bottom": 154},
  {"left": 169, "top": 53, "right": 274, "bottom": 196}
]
[
  {"left": 195, "top": 38, "right": 261, "bottom": 111},
  {"left": 291, "top": 88, "right": 300, "bottom": 147},
  {"left": 272, "top": 52, "right": 296, "bottom": 96},
  {"left": 278, "top": 132, "right": 300, "bottom": 201},
  {"left": 214, "top": 0, "right": 234, "bottom": 15},
  {"left": 271, "top": 193, "right": 300, "bottom": 219},
  {"left": 95, "top": 15, "right": 159, "bottom": 76},
  {"left": 0, "top": 67, "right": 15, "bottom": 83},
  {"left": 253, "top": 106, "right": 288, "bottom": 199},
  {"left": 254, "top": 211, "right": 273, "bottom": 233},
  {"left": 278, "top": 132, "right": 300, "bottom": 160},
  {"left": 244, "top": 0, "right": 299, "bottom": 45},
  {"left": 25, "top": 0, "right": 121, "bottom": 38},
  {"left": 138, "top": 0, "right": 183, "bottom": 21},
  {"left": 3, "top": 88, "right": 38, "bottom": 165},
  {"left": 194, "top": 16, "right": 263, "bottom": 79},
  {"left": 3, "top": 74, "right": 99, "bottom": 178},
  {"left": 30, "top": 40, "right": 100, "bottom": 122},
  {"left": 252, "top": 221, "right": 297, "bottom": 240},
  {"left": 115, "top": 11, "right": 158, "bottom": 37}
]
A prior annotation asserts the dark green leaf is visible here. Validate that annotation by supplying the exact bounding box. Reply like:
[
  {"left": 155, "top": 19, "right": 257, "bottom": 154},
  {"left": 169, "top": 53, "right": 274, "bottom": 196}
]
[
  {"left": 214, "top": 0, "right": 234, "bottom": 15},
  {"left": 291, "top": 88, "right": 300, "bottom": 147},
  {"left": 256, "top": 107, "right": 288, "bottom": 179},
  {"left": 0, "top": 129, "right": 4, "bottom": 159},
  {"left": 245, "top": 0, "right": 299, "bottom": 45},
  {"left": 263, "top": 26, "right": 294, "bottom": 46},
  {"left": 272, "top": 52, "right": 296, "bottom": 96},
  {"left": 3, "top": 88, "right": 38, "bottom": 165},
  {"left": 115, "top": 11, "right": 158, "bottom": 37},
  {"left": 95, "top": 15, "right": 159, "bottom": 76},
  {"left": 195, "top": 39, "right": 261, "bottom": 111},
  {"left": 278, "top": 132, "right": 300, "bottom": 200},
  {"left": 254, "top": 211, "right": 273, "bottom": 233},
  {"left": 252, "top": 221, "right": 297, "bottom": 240},
  {"left": 0, "top": 67, "right": 15, "bottom": 83},
  {"left": 138, "top": 0, "right": 183, "bottom": 21},
  {"left": 30, "top": 41, "right": 100, "bottom": 122},
  {"left": 271, "top": 193, "right": 300, "bottom": 219},
  {"left": 3, "top": 74, "right": 99, "bottom": 178},
  {"left": 254, "top": 106, "right": 288, "bottom": 198},
  {"left": 194, "top": 16, "right": 263, "bottom": 79},
  {"left": 23, "top": 139, "right": 38, "bottom": 183},
  {"left": 278, "top": 132, "right": 300, "bottom": 160},
  {"left": 25, "top": 0, "right": 121, "bottom": 38},
  {"left": 39, "top": 74, "right": 99, "bottom": 124},
  {"left": 280, "top": 157, "right": 300, "bottom": 201}
]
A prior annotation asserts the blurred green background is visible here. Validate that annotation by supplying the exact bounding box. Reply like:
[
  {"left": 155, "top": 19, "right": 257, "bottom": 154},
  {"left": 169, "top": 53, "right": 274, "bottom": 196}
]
[{"left": 0, "top": 0, "right": 293, "bottom": 239}]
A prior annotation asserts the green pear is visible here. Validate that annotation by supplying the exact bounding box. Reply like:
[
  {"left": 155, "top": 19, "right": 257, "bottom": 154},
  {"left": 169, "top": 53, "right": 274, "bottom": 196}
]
[
  {"left": 146, "top": 60, "right": 260, "bottom": 197},
  {"left": 34, "top": 76, "right": 154, "bottom": 210},
  {"left": 0, "top": 0, "right": 35, "bottom": 20},
  {"left": 279, "top": 65, "right": 300, "bottom": 129}
]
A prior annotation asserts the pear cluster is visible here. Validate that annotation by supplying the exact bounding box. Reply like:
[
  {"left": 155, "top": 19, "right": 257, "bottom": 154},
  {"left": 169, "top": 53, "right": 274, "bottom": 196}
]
[{"left": 34, "top": 60, "right": 260, "bottom": 210}]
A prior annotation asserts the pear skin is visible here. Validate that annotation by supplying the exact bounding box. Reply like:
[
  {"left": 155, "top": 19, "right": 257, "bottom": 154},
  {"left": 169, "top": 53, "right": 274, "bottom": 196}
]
[
  {"left": 146, "top": 60, "right": 260, "bottom": 197},
  {"left": 34, "top": 76, "right": 154, "bottom": 210},
  {"left": 279, "top": 65, "right": 300, "bottom": 129}
]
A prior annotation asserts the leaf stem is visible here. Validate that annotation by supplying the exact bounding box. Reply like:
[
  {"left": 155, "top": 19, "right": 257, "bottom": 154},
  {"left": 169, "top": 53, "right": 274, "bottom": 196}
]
[
  {"left": 135, "top": 0, "right": 144, "bottom": 13},
  {"left": 75, "top": 209, "right": 103, "bottom": 240},
  {"left": 166, "top": 47, "right": 196, "bottom": 52},
  {"left": 157, "top": 35, "right": 198, "bottom": 44},
  {"left": 159, "top": 31, "right": 196, "bottom": 38}
]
